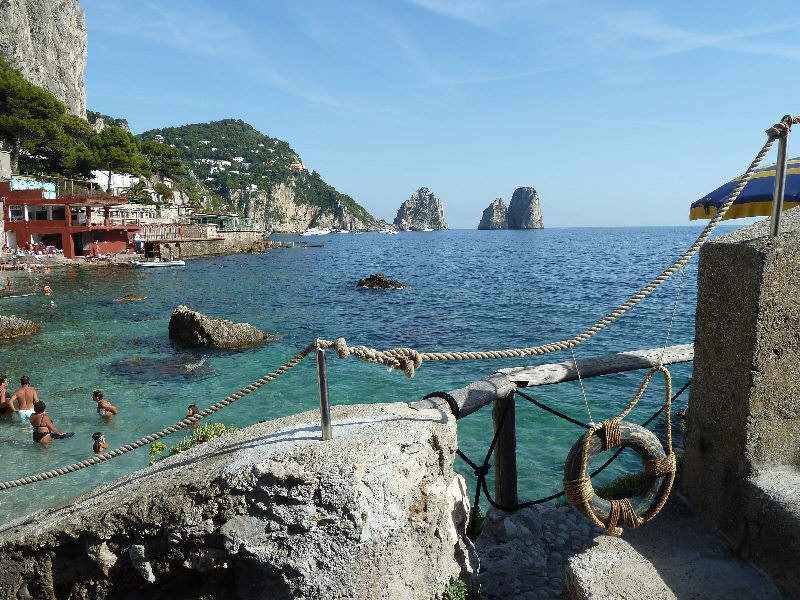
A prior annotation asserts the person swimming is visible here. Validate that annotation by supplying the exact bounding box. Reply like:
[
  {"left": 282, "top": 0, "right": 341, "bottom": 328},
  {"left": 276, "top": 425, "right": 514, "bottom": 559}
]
[
  {"left": 92, "top": 432, "right": 109, "bottom": 454},
  {"left": 187, "top": 404, "right": 201, "bottom": 429},
  {"left": 0, "top": 375, "right": 17, "bottom": 415},
  {"left": 30, "top": 401, "right": 67, "bottom": 442},
  {"left": 93, "top": 391, "right": 118, "bottom": 418}
]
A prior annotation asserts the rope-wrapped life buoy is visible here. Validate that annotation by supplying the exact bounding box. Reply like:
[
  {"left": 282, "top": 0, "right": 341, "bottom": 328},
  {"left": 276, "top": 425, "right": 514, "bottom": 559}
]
[
  {"left": 562, "top": 365, "right": 677, "bottom": 536},
  {"left": 563, "top": 420, "right": 675, "bottom": 535}
]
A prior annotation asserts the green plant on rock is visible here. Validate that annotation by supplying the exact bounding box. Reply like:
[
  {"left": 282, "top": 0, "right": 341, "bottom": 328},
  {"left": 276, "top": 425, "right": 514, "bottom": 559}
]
[
  {"left": 148, "top": 422, "right": 237, "bottom": 465},
  {"left": 441, "top": 577, "right": 482, "bottom": 600}
]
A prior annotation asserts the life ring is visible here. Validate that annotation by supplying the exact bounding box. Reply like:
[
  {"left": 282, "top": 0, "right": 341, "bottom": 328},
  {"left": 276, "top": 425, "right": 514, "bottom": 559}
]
[{"left": 563, "top": 420, "right": 675, "bottom": 535}]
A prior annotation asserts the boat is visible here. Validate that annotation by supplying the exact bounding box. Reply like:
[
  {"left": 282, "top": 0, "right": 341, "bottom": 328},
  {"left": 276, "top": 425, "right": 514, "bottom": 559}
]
[
  {"left": 130, "top": 259, "right": 186, "bottom": 267},
  {"left": 300, "top": 227, "right": 331, "bottom": 236},
  {"left": 379, "top": 228, "right": 399, "bottom": 235}
]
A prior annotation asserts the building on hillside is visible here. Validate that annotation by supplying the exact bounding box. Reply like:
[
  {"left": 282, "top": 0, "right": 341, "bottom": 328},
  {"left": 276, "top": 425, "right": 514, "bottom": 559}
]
[
  {"left": 1, "top": 177, "right": 140, "bottom": 259},
  {"left": 190, "top": 212, "right": 260, "bottom": 231}
]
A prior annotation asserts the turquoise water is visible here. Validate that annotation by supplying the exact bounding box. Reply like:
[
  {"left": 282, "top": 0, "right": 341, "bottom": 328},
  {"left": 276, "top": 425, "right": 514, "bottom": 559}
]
[{"left": 0, "top": 226, "right": 728, "bottom": 521}]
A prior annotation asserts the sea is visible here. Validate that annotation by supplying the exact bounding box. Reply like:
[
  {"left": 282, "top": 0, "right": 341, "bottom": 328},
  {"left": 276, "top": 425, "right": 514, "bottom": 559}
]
[{"left": 0, "top": 226, "right": 735, "bottom": 523}]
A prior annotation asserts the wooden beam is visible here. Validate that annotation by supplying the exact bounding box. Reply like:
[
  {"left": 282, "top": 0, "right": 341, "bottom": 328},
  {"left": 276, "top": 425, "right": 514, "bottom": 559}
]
[
  {"left": 408, "top": 372, "right": 516, "bottom": 420},
  {"left": 498, "top": 343, "right": 694, "bottom": 388},
  {"left": 493, "top": 392, "right": 518, "bottom": 507}
]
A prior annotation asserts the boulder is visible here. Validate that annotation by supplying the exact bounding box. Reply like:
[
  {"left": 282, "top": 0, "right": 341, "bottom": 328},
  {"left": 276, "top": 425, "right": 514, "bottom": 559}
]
[
  {"left": 0, "top": 402, "right": 477, "bottom": 600},
  {"left": 507, "top": 187, "right": 544, "bottom": 229},
  {"left": 357, "top": 273, "right": 405, "bottom": 289},
  {"left": 0, "top": 314, "right": 42, "bottom": 338},
  {"left": 168, "top": 305, "right": 269, "bottom": 348},
  {"left": 393, "top": 187, "right": 449, "bottom": 231},
  {"left": 478, "top": 198, "right": 508, "bottom": 230}
]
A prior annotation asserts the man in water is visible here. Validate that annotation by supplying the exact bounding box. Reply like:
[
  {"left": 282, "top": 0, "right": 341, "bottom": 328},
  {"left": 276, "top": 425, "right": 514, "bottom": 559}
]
[{"left": 10, "top": 376, "right": 39, "bottom": 420}]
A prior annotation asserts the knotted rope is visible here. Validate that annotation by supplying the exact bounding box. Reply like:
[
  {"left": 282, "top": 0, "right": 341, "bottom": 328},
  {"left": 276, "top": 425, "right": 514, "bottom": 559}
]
[{"left": 563, "top": 365, "right": 675, "bottom": 536}]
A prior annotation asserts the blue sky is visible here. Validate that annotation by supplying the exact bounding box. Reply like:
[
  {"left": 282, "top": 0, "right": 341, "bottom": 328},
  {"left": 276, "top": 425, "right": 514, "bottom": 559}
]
[{"left": 81, "top": 1, "right": 800, "bottom": 228}]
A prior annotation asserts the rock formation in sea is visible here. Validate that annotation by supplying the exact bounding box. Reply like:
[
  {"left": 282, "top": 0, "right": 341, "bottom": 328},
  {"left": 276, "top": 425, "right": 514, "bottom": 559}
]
[
  {"left": 0, "top": 314, "right": 41, "bottom": 338},
  {"left": 357, "top": 273, "right": 405, "bottom": 289},
  {"left": 393, "top": 187, "right": 449, "bottom": 231},
  {"left": 0, "top": 0, "right": 87, "bottom": 118},
  {"left": 507, "top": 187, "right": 544, "bottom": 229},
  {"left": 478, "top": 198, "right": 508, "bottom": 230},
  {"left": 0, "top": 403, "right": 477, "bottom": 599},
  {"left": 168, "top": 305, "right": 269, "bottom": 349}
]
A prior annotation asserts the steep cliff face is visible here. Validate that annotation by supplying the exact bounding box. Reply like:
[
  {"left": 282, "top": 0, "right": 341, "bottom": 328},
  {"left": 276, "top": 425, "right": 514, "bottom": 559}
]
[
  {"left": 478, "top": 198, "right": 508, "bottom": 230},
  {"left": 507, "top": 187, "right": 544, "bottom": 229},
  {"left": 0, "top": 0, "right": 87, "bottom": 118},
  {"left": 394, "top": 187, "right": 449, "bottom": 231},
  {"left": 230, "top": 182, "right": 377, "bottom": 233}
]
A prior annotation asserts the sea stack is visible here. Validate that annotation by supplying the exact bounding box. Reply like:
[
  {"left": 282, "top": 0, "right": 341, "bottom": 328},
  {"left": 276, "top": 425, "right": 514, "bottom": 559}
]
[
  {"left": 478, "top": 198, "right": 508, "bottom": 230},
  {"left": 507, "top": 187, "right": 544, "bottom": 229},
  {"left": 393, "top": 187, "right": 449, "bottom": 231}
]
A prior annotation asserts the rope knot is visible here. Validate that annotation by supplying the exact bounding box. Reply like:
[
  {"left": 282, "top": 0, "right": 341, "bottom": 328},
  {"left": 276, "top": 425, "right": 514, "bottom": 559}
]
[
  {"left": 386, "top": 347, "right": 423, "bottom": 378},
  {"left": 474, "top": 464, "right": 490, "bottom": 478},
  {"left": 606, "top": 498, "right": 643, "bottom": 536},
  {"left": 333, "top": 337, "right": 349, "bottom": 359}
]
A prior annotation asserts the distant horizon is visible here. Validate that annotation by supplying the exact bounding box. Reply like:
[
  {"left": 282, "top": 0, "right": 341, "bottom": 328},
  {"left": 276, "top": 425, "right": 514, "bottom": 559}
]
[{"left": 81, "top": 1, "right": 800, "bottom": 229}]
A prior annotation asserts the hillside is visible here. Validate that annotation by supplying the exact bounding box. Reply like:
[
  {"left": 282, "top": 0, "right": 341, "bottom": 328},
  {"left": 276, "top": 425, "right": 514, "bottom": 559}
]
[{"left": 139, "top": 119, "right": 378, "bottom": 232}]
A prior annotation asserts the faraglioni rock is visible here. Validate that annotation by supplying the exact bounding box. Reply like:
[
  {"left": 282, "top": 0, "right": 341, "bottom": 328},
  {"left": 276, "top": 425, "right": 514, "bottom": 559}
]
[
  {"left": 507, "top": 187, "right": 544, "bottom": 229},
  {"left": 168, "top": 305, "right": 269, "bottom": 348},
  {"left": 357, "top": 273, "right": 405, "bottom": 289},
  {"left": 0, "top": 0, "right": 87, "bottom": 118},
  {"left": 478, "top": 198, "right": 508, "bottom": 230},
  {"left": 394, "top": 187, "right": 449, "bottom": 231},
  {"left": 0, "top": 314, "right": 42, "bottom": 338}
]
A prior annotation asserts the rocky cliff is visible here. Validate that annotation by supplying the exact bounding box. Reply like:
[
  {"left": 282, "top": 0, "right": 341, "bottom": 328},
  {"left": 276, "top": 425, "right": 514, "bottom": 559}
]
[
  {"left": 478, "top": 198, "right": 508, "bottom": 230},
  {"left": 0, "top": 0, "right": 87, "bottom": 118},
  {"left": 393, "top": 187, "right": 449, "bottom": 231},
  {"left": 507, "top": 187, "right": 544, "bottom": 229}
]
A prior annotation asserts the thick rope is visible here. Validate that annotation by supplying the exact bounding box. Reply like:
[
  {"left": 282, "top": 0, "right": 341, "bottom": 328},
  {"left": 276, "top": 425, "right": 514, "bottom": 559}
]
[
  {"left": 564, "top": 365, "right": 675, "bottom": 535},
  {"left": 0, "top": 343, "right": 317, "bottom": 491},
  {"left": 316, "top": 117, "right": 789, "bottom": 378}
]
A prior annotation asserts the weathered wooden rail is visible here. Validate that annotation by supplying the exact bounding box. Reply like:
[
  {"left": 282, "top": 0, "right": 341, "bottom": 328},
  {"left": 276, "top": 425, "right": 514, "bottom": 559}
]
[{"left": 409, "top": 343, "right": 694, "bottom": 506}]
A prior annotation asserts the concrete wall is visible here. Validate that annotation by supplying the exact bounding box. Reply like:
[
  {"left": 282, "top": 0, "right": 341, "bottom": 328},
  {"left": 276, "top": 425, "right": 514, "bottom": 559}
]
[{"left": 682, "top": 209, "right": 800, "bottom": 597}]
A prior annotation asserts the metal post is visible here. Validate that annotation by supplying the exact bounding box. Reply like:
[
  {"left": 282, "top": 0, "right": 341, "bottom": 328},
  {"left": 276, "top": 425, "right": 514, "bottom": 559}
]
[
  {"left": 316, "top": 347, "right": 333, "bottom": 441},
  {"left": 770, "top": 129, "right": 790, "bottom": 238}
]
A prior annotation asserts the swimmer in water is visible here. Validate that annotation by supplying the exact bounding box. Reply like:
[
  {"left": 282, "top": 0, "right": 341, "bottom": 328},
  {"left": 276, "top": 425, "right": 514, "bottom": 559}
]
[{"left": 93, "top": 390, "right": 118, "bottom": 418}]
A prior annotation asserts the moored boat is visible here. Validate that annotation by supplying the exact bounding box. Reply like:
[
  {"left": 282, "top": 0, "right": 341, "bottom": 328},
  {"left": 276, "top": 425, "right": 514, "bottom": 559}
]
[{"left": 130, "top": 259, "right": 186, "bottom": 267}]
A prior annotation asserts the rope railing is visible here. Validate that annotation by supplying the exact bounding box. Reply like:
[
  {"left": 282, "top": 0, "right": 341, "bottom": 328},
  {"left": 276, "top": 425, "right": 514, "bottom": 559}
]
[{"left": 1, "top": 115, "right": 794, "bottom": 491}]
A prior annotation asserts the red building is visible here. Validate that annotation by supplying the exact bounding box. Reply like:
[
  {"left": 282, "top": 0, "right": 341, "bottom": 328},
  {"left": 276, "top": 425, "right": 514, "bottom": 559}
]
[{"left": 1, "top": 179, "right": 140, "bottom": 259}]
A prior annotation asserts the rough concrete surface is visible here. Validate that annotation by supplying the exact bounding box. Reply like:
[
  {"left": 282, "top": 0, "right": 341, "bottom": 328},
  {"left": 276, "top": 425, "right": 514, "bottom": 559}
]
[{"left": 562, "top": 495, "right": 783, "bottom": 600}]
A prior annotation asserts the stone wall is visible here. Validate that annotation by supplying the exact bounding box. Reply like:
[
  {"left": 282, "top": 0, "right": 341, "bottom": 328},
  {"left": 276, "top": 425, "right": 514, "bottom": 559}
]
[
  {"left": 0, "top": 403, "right": 475, "bottom": 600},
  {"left": 682, "top": 209, "right": 800, "bottom": 598}
]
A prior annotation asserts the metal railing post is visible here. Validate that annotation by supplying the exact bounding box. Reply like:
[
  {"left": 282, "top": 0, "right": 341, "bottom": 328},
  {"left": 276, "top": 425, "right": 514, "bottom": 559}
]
[
  {"left": 770, "top": 128, "right": 790, "bottom": 238},
  {"left": 316, "top": 346, "right": 333, "bottom": 441}
]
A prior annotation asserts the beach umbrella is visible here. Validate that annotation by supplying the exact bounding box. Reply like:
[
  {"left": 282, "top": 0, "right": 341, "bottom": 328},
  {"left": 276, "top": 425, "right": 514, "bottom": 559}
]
[{"left": 689, "top": 157, "right": 800, "bottom": 221}]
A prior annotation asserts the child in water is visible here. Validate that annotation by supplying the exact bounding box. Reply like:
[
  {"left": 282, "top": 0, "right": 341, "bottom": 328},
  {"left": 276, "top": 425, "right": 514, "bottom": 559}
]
[
  {"left": 93, "top": 391, "right": 118, "bottom": 418},
  {"left": 92, "top": 432, "right": 108, "bottom": 454}
]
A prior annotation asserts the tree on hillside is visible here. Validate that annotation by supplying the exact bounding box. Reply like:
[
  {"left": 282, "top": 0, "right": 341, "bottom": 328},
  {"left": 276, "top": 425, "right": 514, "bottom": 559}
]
[
  {"left": 0, "top": 58, "right": 66, "bottom": 171},
  {"left": 90, "top": 125, "right": 142, "bottom": 190},
  {"left": 139, "top": 139, "right": 185, "bottom": 180}
]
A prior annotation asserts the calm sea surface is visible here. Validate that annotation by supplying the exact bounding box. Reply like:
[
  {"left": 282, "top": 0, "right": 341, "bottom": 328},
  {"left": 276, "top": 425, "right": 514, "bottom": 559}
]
[{"left": 0, "top": 226, "right": 734, "bottom": 522}]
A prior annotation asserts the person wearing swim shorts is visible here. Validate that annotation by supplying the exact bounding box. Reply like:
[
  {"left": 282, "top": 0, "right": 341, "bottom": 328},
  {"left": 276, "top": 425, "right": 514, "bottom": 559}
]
[
  {"left": 0, "top": 375, "right": 17, "bottom": 414},
  {"left": 93, "top": 391, "right": 117, "bottom": 418},
  {"left": 30, "top": 401, "right": 64, "bottom": 443},
  {"left": 11, "top": 376, "right": 38, "bottom": 420}
]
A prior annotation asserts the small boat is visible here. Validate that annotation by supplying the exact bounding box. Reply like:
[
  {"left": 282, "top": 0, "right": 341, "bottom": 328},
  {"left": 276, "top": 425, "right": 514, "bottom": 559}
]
[
  {"left": 301, "top": 227, "right": 331, "bottom": 236},
  {"left": 131, "top": 259, "right": 186, "bottom": 268},
  {"left": 379, "top": 228, "right": 399, "bottom": 235}
]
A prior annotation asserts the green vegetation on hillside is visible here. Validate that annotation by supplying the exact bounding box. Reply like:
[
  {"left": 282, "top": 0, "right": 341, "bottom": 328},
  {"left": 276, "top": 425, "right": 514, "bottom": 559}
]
[{"left": 140, "top": 119, "right": 377, "bottom": 225}]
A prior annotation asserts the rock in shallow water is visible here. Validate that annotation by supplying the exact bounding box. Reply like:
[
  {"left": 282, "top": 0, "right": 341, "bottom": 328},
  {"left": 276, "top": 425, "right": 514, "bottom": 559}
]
[
  {"left": 357, "top": 273, "right": 405, "bottom": 289},
  {"left": 168, "top": 304, "right": 270, "bottom": 349}
]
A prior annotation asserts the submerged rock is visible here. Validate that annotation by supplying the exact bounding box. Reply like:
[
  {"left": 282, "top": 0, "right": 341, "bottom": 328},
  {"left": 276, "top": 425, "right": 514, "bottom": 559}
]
[
  {"left": 168, "top": 305, "right": 269, "bottom": 349},
  {"left": 357, "top": 273, "right": 405, "bottom": 289},
  {"left": 115, "top": 294, "right": 146, "bottom": 302},
  {"left": 0, "top": 314, "right": 42, "bottom": 338}
]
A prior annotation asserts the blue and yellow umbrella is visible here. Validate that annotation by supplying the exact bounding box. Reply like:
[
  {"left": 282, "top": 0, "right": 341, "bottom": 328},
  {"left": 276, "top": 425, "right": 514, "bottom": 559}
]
[{"left": 689, "top": 158, "right": 800, "bottom": 220}]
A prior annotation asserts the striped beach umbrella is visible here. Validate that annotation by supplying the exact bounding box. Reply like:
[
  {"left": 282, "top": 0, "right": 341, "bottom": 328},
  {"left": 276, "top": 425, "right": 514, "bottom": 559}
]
[{"left": 689, "top": 157, "right": 800, "bottom": 220}]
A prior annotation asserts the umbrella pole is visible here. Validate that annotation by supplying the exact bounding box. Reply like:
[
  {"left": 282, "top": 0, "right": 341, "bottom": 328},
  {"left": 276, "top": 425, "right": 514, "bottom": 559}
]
[{"left": 770, "top": 130, "right": 790, "bottom": 237}]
